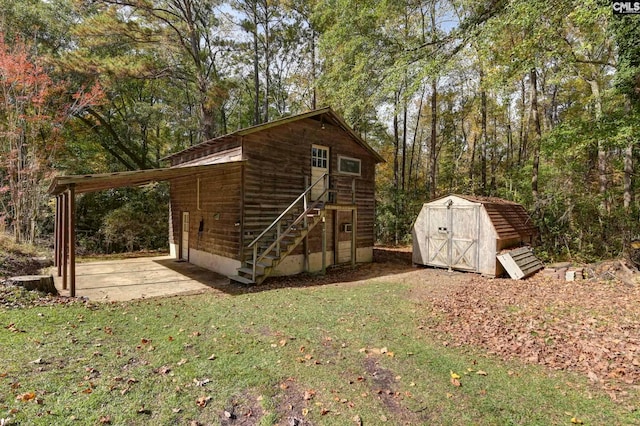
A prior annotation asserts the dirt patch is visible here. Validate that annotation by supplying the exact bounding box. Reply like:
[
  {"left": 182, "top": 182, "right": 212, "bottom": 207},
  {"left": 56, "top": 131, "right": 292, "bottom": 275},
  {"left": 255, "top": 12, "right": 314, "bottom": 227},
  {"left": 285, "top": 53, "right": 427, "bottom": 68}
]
[
  {"left": 272, "top": 378, "right": 314, "bottom": 426},
  {"left": 363, "top": 357, "right": 429, "bottom": 425},
  {"left": 218, "top": 391, "right": 264, "bottom": 425}
]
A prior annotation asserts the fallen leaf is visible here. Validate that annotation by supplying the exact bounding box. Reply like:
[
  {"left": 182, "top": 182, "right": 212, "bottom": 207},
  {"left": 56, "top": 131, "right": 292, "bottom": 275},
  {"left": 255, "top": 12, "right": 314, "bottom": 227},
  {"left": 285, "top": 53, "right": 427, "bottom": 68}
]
[
  {"left": 177, "top": 358, "right": 188, "bottom": 366},
  {"left": 450, "top": 370, "right": 461, "bottom": 379},
  {"left": 476, "top": 370, "right": 488, "bottom": 376},
  {"left": 196, "top": 396, "right": 211, "bottom": 408},
  {"left": 99, "top": 415, "right": 111, "bottom": 424},
  {"left": 303, "top": 390, "right": 315, "bottom": 400},
  {"left": 207, "top": 354, "right": 216, "bottom": 360},
  {"left": 172, "top": 408, "right": 181, "bottom": 413},
  {"left": 571, "top": 417, "right": 584, "bottom": 424},
  {"left": 16, "top": 392, "right": 36, "bottom": 402},
  {"left": 450, "top": 378, "right": 461, "bottom": 387}
]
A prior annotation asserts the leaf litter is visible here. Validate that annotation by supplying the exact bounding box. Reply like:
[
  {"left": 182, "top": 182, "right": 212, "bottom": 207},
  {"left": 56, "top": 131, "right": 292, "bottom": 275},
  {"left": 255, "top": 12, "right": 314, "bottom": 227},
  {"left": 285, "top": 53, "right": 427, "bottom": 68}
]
[{"left": 426, "top": 274, "right": 640, "bottom": 399}]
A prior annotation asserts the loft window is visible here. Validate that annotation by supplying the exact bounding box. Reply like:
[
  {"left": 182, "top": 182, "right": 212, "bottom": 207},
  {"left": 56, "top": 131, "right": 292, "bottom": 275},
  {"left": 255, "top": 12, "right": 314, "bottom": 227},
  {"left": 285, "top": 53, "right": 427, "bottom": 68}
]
[
  {"left": 312, "top": 146, "right": 328, "bottom": 168},
  {"left": 338, "top": 156, "right": 361, "bottom": 176}
]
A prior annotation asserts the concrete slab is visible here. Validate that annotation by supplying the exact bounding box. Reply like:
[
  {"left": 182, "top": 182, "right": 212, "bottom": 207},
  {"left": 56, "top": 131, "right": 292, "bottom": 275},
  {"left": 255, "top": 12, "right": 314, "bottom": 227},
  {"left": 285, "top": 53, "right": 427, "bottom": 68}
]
[{"left": 52, "top": 256, "right": 230, "bottom": 302}]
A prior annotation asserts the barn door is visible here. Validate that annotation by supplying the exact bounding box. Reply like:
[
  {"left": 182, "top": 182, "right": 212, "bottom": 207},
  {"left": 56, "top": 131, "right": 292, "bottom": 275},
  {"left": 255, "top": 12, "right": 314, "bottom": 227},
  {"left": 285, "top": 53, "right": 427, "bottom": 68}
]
[
  {"left": 426, "top": 203, "right": 479, "bottom": 271},
  {"left": 449, "top": 206, "right": 479, "bottom": 271},
  {"left": 181, "top": 212, "right": 189, "bottom": 260},
  {"left": 311, "top": 144, "right": 329, "bottom": 200},
  {"left": 426, "top": 206, "right": 449, "bottom": 268}
]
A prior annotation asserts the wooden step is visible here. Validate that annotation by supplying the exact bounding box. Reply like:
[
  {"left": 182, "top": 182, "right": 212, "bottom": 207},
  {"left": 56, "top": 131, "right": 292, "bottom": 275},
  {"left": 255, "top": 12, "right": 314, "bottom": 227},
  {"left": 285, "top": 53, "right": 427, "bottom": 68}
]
[
  {"left": 228, "top": 275, "right": 256, "bottom": 285},
  {"left": 237, "top": 267, "right": 268, "bottom": 278}
]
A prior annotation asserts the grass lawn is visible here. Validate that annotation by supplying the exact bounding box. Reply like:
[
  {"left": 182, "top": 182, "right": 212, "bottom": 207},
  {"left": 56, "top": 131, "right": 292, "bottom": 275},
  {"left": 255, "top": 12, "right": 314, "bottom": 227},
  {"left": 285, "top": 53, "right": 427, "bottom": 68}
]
[{"left": 1, "top": 278, "right": 638, "bottom": 425}]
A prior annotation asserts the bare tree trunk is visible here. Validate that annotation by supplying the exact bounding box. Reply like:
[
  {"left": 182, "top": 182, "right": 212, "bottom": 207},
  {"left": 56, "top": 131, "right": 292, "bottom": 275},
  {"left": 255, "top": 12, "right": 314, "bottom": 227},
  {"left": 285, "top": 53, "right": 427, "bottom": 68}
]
[
  {"left": 408, "top": 86, "right": 425, "bottom": 189},
  {"left": 469, "top": 133, "right": 477, "bottom": 192},
  {"left": 311, "top": 30, "right": 317, "bottom": 110},
  {"left": 624, "top": 140, "right": 634, "bottom": 210},
  {"left": 518, "top": 78, "right": 528, "bottom": 165},
  {"left": 480, "top": 68, "right": 488, "bottom": 195},
  {"left": 429, "top": 79, "right": 438, "bottom": 198},
  {"left": 262, "top": 0, "right": 270, "bottom": 123},
  {"left": 530, "top": 68, "right": 542, "bottom": 209},
  {"left": 393, "top": 92, "right": 401, "bottom": 244},
  {"left": 252, "top": 2, "right": 260, "bottom": 125},
  {"left": 587, "top": 79, "right": 608, "bottom": 213}
]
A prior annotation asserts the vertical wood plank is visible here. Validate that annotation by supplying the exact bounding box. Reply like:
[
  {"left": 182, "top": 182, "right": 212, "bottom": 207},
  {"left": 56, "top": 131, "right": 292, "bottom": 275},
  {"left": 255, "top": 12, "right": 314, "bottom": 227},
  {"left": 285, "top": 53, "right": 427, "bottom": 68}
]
[
  {"left": 62, "top": 191, "right": 68, "bottom": 290},
  {"left": 69, "top": 184, "right": 76, "bottom": 297},
  {"left": 352, "top": 209, "right": 357, "bottom": 267}
]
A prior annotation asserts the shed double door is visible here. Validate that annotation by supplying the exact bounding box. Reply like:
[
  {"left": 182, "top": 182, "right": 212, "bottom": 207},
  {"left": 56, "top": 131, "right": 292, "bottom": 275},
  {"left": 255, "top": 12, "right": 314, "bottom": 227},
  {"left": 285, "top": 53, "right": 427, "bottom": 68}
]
[{"left": 425, "top": 204, "right": 479, "bottom": 271}]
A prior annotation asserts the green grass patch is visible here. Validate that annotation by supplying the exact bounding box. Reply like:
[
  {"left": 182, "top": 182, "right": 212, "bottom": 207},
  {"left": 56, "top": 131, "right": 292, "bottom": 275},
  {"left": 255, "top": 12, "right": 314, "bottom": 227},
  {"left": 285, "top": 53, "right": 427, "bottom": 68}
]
[{"left": 1, "top": 280, "right": 637, "bottom": 425}]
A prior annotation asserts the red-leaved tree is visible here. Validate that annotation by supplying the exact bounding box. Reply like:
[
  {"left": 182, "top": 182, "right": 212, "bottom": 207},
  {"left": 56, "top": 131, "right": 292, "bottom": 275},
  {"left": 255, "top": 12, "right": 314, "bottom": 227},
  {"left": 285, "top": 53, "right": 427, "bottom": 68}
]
[{"left": 0, "top": 33, "right": 102, "bottom": 243}]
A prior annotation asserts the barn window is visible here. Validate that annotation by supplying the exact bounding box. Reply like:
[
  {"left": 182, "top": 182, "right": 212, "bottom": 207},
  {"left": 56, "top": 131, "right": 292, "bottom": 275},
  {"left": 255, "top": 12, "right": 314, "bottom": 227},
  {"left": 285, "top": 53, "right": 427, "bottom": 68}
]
[
  {"left": 338, "top": 156, "right": 361, "bottom": 176},
  {"left": 312, "top": 146, "right": 328, "bottom": 168}
]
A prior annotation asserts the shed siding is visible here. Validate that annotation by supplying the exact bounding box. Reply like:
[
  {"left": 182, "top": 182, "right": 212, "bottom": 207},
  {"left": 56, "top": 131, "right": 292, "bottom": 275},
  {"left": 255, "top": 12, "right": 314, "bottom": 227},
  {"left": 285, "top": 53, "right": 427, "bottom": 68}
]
[{"left": 169, "top": 164, "right": 243, "bottom": 260}]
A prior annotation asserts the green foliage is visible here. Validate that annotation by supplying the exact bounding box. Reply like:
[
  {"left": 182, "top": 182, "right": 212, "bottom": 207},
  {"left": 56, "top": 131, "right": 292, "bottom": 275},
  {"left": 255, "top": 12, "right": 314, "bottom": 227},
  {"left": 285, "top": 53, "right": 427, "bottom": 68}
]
[{"left": 98, "top": 185, "right": 169, "bottom": 253}]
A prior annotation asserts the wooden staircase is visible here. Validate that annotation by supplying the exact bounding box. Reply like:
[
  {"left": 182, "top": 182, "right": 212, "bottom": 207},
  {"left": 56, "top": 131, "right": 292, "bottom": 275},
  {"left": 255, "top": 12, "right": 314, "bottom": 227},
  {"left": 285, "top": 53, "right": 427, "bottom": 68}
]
[{"left": 229, "top": 175, "right": 329, "bottom": 286}]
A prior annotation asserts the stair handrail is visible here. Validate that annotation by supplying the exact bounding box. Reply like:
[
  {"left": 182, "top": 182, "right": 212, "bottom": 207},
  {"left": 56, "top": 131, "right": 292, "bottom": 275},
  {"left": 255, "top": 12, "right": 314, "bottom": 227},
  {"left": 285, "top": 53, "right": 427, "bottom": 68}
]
[
  {"left": 252, "top": 198, "right": 326, "bottom": 272},
  {"left": 247, "top": 173, "right": 328, "bottom": 249}
]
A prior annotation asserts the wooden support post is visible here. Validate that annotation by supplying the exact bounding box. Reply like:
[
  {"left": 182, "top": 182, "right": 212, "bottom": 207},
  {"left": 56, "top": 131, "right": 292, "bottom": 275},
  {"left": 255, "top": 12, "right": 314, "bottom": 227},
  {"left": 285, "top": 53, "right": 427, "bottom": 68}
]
[
  {"left": 57, "top": 194, "right": 64, "bottom": 275},
  {"left": 62, "top": 191, "right": 68, "bottom": 290},
  {"left": 351, "top": 209, "right": 357, "bottom": 267},
  {"left": 333, "top": 211, "right": 339, "bottom": 266},
  {"left": 68, "top": 184, "right": 76, "bottom": 297},
  {"left": 53, "top": 196, "right": 60, "bottom": 268},
  {"left": 303, "top": 177, "right": 310, "bottom": 272},
  {"left": 321, "top": 213, "right": 326, "bottom": 275}
]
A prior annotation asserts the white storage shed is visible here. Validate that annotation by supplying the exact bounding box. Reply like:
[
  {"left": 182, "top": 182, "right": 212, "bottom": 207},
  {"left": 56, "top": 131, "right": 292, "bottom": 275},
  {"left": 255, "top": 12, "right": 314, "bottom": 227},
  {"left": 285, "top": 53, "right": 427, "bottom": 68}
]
[{"left": 412, "top": 194, "right": 537, "bottom": 276}]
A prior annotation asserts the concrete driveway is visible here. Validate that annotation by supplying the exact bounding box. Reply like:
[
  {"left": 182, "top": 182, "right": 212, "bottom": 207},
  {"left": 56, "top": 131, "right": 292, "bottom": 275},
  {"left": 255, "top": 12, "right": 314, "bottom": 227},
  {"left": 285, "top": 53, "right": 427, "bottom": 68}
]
[{"left": 53, "top": 256, "right": 230, "bottom": 301}]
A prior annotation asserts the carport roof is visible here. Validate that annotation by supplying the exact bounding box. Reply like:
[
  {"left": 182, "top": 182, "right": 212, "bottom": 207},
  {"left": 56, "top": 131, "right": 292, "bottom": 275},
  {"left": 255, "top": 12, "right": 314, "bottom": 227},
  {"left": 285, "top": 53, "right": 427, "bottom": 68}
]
[{"left": 48, "top": 161, "right": 244, "bottom": 195}]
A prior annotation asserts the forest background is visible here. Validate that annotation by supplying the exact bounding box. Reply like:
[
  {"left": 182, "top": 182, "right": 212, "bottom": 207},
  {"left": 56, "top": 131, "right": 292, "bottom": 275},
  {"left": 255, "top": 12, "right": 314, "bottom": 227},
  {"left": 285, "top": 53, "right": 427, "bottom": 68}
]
[{"left": 1, "top": 0, "right": 639, "bottom": 262}]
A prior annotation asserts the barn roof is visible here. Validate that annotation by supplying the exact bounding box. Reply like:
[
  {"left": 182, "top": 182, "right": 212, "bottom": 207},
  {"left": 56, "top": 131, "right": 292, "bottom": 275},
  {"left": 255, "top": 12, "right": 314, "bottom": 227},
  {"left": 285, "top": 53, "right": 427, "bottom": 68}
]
[
  {"left": 162, "top": 106, "right": 385, "bottom": 163},
  {"left": 454, "top": 195, "right": 537, "bottom": 240}
]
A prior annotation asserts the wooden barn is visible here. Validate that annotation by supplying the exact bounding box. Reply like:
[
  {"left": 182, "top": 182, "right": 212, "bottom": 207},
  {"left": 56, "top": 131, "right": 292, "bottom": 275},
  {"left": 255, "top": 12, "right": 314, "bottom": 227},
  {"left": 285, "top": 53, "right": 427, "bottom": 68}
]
[
  {"left": 412, "top": 194, "right": 537, "bottom": 277},
  {"left": 164, "top": 107, "right": 384, "bottom": 284},
  {"left": 49, "top": 107, "right": 383, "bottom": 295}
]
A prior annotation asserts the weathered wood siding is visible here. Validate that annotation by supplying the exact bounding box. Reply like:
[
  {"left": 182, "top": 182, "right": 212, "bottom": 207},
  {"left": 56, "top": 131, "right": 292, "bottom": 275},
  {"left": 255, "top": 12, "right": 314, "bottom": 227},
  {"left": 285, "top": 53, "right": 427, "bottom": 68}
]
[
  {"left": 241, "top": 117, "right": 377, "bottom": 257},
  {"left": 169, "top": 163, "right": 243, "bottom": 260}
]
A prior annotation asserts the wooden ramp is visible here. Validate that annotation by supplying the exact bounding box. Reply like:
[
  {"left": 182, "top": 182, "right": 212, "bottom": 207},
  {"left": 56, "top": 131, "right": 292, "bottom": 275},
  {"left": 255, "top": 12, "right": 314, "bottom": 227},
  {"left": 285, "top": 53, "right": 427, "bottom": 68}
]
[{"left": 497, "top": 246, "right": 543, "bottom": 280}]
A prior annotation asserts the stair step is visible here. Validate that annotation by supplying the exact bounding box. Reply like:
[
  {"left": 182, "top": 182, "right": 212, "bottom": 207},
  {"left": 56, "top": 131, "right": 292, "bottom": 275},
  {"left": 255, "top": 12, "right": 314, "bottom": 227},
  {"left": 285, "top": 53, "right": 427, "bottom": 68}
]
[
  {"left": 245, "top": 260, "right": 270, "bottom": 269},
  {"left": 228, "top": 275, "right": 256, "bottom": 285},
  {"left": 237, "top": 267, "right": 261, "bottom": 276}
]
